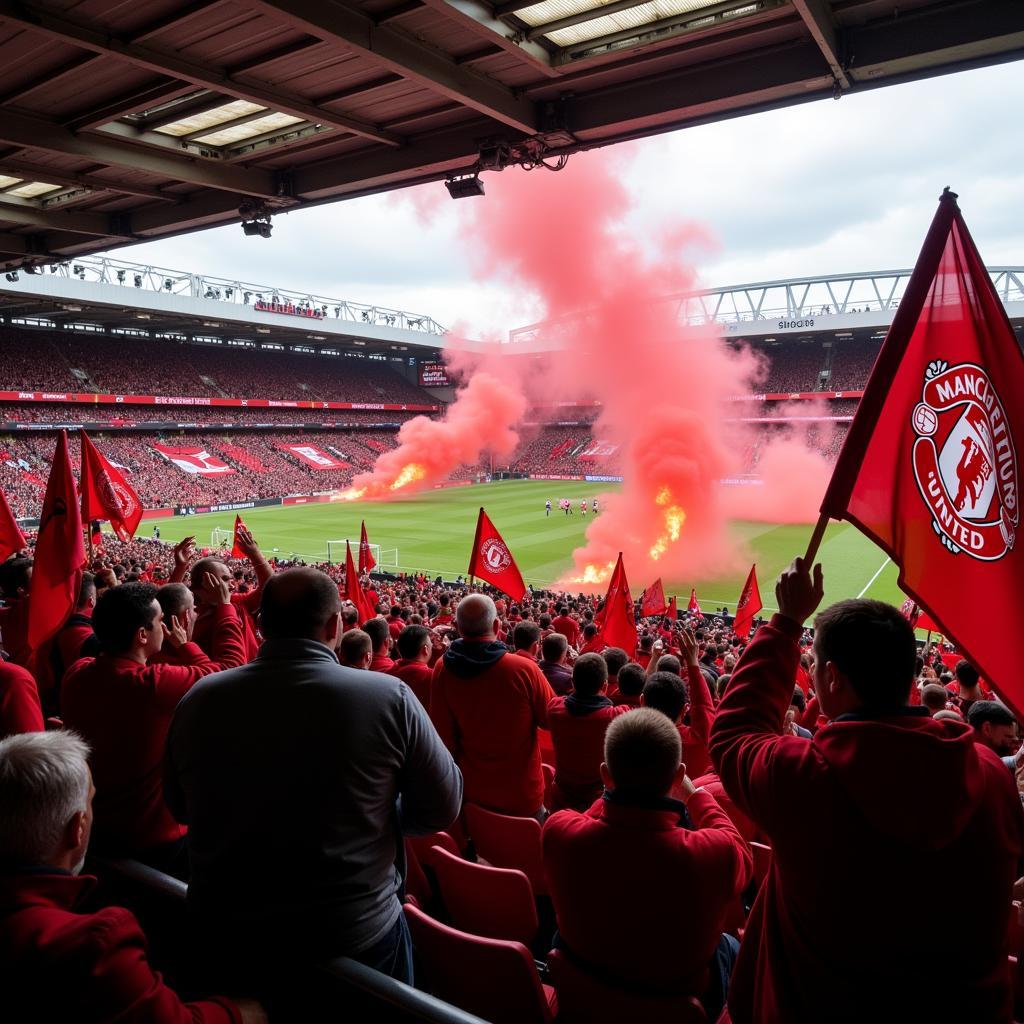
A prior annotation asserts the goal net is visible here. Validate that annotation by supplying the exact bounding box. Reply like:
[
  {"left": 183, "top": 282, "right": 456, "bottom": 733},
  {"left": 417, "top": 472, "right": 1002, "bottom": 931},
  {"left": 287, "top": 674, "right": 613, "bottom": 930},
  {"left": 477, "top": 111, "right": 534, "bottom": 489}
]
[
  {"left": 326, "top": 540, "right": 399, "bottom": 568},
  {"left": 211, "top": 527, "right": 233, "bottom": 550}
]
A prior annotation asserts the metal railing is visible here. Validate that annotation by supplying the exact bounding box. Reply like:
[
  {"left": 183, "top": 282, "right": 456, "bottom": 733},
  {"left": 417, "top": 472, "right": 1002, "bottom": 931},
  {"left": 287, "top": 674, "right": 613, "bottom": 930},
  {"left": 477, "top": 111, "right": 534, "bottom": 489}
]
[{"left": 14, "top": 254, "right": 447, "bottom": 335}]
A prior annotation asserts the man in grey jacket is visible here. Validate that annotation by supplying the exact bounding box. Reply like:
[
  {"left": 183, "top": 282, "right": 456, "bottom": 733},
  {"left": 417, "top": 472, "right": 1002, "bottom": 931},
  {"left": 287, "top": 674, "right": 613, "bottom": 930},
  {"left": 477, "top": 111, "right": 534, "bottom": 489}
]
[{"left": 163, "top": 567, "right": 462, "bottom": 996}]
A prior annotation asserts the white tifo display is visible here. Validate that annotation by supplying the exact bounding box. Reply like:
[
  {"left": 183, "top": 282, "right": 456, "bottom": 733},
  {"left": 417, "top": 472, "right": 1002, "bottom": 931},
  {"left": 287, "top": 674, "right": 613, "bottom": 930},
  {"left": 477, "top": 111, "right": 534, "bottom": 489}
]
[{"left": 326, "top": 540, "right": 399, "bottom": 567}]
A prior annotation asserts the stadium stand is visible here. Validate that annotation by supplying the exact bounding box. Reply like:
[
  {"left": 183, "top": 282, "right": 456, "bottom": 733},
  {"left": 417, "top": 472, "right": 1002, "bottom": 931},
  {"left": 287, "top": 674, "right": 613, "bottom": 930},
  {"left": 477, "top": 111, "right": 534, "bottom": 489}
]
[{"left": 826, "top": 337, "right": 884, "bottom": 390}]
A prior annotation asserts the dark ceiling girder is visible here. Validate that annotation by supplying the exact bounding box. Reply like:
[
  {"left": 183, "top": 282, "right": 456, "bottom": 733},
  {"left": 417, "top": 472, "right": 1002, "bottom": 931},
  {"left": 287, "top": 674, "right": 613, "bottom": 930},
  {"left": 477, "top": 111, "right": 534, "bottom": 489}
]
[
  {"left": 126, "top": 0, "right": 227, "bottom": 45},
  {"left": 790, "top": 0, "right": 850, "bottom": 88},
  {"left": 226, "top": 38, "right": 322, "bottom": 75},
  {"left": 844, "top": 0, "right": 1024, "bottom": 80},
  {"left": 491, "top": 0, "right": 540, "bottom": 17},
  {"left": 134, "top": 92, "right": 227, "bottom": 131},
  {"left": 0, "top": 159, "right": 178, "bottom": 201},
  {"left": 0, "top": 232, "right": 27, "bottom": 254},
  {"left": 0, "top": 109, "right": 281, "bottom": 198},
  {"left": 314, "top": 73, "right": 405, "bottom": 105},
  {"left": 0, "top": 1, "right": 403, "bottom": 146},
  {"left": 416, "top": 0, "right": 559, "bottom": 77},
  {"left": 0, "top": 54, "right": 101, "bottom": 105},
  {"left": 251, "top": 0, "right": 538, "bottom": 133},
  {"left": 65, "top": 81, "right": 201, "bottom": 132},
  {"left": 374, "top": 1, "right": 425, "bottom": 24},
  {"left": 0, "top": 194, "right": 128, "bottom": 237}
]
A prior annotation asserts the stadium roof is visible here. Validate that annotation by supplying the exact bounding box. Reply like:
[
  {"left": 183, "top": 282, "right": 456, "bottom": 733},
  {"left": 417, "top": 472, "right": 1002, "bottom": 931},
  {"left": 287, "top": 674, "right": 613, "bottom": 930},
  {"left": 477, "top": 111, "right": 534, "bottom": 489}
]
[{"left": 0, "top": 0, "right": 1022, "bottom": 271}]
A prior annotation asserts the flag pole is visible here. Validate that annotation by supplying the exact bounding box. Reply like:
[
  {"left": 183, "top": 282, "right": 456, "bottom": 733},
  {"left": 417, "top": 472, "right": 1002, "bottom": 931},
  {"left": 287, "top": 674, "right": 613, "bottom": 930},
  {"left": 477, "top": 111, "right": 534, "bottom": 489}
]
[{"left": 803, "top": 513, "right": 830, "bottom": 564}]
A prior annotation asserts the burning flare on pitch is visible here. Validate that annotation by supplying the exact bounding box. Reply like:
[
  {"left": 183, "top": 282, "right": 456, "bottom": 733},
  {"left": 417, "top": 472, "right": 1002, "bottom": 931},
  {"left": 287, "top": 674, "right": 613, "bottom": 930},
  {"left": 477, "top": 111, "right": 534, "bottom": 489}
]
[
  {"left": 649, "top": 487, "right": 687, "bottom": 561},
  {"left": 390, "top": 463, "right": 426, "bottom": 491},
  {"left": 565, "top": 561, "right": 616, "bottom": 586}
]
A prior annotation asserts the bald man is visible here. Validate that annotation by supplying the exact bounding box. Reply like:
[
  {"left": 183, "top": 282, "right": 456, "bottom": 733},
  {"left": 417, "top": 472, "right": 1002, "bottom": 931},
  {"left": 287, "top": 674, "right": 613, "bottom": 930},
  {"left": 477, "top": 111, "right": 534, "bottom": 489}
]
[
  {"left": 430, "top": 593, "right": 555, "bottom": 819},
  {"left": 164, "top": 568, "right": 462, "bottom": 997}
]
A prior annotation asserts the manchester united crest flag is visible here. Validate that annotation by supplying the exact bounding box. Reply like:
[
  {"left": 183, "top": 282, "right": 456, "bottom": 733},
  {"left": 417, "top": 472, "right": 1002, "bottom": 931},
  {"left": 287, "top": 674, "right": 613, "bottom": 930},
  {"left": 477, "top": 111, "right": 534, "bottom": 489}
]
[
  {"left": 468, "top": 508, "right": 527, "bottom": 602},
  {"left": 819, "top": 189, "right": 1024, "bottom": 711}
]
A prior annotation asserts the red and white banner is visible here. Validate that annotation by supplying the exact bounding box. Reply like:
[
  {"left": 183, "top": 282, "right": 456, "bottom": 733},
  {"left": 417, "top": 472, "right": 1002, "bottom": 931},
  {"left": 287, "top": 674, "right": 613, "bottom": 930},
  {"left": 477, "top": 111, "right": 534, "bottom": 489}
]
[
  {"left": 578, "top": 440, "right": 620, "bottom": 461},
  {"left": 152, "top": 444, "right": 236, "bottom": 475},
  {"left": 280, "top": 443, "right": 350, "bottom": 470}
]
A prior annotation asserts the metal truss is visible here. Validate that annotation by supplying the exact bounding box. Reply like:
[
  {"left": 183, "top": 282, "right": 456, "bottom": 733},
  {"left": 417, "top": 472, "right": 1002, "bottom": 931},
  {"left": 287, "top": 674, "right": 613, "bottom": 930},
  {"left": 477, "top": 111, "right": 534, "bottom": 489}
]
[{"left": 18, "top": 254, "right": 446, "bottom": 335}]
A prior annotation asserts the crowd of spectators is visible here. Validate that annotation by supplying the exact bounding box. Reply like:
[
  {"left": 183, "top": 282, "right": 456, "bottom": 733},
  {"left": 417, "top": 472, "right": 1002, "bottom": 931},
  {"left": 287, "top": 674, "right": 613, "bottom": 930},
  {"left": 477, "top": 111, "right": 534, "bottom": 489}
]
[
  {"left": 0, "top": 328, "right": 432, "bottom": 405},
  {"left": 1, "top": 530, "right": 1021, "bottom": 1023},
  {"left": 747, "top": 339, "right": 826, "bottom": 392},
  {"left": 827, "top": 337, "right": 883, "bottom": 390},
  {"left": 0, "top": 405, "right": 421, "bottom": 426}
]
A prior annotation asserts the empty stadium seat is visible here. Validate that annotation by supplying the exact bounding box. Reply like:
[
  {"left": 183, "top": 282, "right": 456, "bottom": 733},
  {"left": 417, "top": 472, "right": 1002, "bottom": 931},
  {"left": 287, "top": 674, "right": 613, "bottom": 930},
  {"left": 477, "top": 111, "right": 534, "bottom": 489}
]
[
  {"left": 464, "top": 803, "right": 547, "bottom": 895},
  {"left": 422, "top": 844, "right": 538, "bottom": 946},
  {"left": 404, "top": 903, "right": 557, "bottom": 1024},
  {"left": 546, "top": 948, "right": 709, "bottom": 1024}
]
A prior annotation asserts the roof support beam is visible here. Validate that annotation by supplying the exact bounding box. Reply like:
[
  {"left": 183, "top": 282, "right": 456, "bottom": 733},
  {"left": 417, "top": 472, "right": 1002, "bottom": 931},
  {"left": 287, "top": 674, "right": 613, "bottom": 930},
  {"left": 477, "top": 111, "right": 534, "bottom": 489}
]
[
  {"left": 417, "top": 0, "right": 558, "bottom": 77},
  {"left": 0, "top": 160, "right": 176, "bottom": 202},
  {"left": 66, "top": 81, "right": 199, "bottom": 132},
  {"left": 0, "top": 232, "right": 27, "bottom": 255},
  {"left": 0, "top": 195, "right": 129, "bottom": 237},
  {"left": 251, "top": 0, "right": 538, "bottom": 133},
  {"left": 0, "top": 109, "right": 281, "bottom": 198},
  {"left": 790, "top": 0, "right": 849, "bottom": 89},
  {"left": 0, "top": 1, "right": 402, "bottom": 146},
  {"left": 226, "top": 38, "right": 322, "bottom": 75},
  {"left": 0, "top": 54, "right": 101, "bottom": 105},
  {"left": 524, "top": 0, "right": 657, "bottom": 41}
]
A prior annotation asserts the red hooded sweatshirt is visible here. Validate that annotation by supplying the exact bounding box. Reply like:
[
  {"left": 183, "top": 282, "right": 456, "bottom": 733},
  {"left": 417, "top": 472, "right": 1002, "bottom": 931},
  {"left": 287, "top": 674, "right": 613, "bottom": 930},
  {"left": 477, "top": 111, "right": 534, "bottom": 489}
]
[
  {"left": 711, "top": 614, "right": 1024, "bottom": 1024},
  {"left": 0, "top": 870, "right": 240, "bottom": 1023}
]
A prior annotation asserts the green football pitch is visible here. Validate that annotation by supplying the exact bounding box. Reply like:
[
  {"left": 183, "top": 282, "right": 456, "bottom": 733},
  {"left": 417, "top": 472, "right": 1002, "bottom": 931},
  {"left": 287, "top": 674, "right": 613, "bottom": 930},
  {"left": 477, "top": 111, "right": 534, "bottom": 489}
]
[{"left": 144, "top": 480, "right": 906, "bottom": 614}]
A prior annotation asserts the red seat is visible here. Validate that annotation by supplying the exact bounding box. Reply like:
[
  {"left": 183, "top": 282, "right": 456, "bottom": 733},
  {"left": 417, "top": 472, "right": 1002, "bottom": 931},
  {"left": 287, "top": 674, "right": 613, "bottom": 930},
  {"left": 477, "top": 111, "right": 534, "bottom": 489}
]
[
  {"left": 404, "top": 903, "right": 556, "bottom": 1024},
  {"left": 547, "top": 948, "right": 708, "bottom": 1024},
  {"left": 751, "top": 841, "right": 772, "bottom": 888},
  {"left": 422, "top": 844, "right": 538, "bottom": 946},
  {"left": 407, "top": 830, "right": 460, "bottom": 865},
  {"left": 403, "top": 839, "right": 433, "bottom": 908},
  {"left": 464, "top": 802, "right": 547, "bottom": 895}
]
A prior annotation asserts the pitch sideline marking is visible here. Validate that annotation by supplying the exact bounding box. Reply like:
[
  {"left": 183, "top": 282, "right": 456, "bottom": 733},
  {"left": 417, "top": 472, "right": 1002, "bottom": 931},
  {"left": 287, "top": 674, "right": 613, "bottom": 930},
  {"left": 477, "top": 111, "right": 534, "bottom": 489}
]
[{"left": 856, "top": 556, "right": 892, "bottom": 599}]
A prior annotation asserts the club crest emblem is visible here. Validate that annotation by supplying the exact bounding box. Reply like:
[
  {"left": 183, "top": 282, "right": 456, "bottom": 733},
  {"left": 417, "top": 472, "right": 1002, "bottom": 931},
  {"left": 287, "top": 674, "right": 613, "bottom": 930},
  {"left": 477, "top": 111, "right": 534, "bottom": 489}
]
[
  {"left": 911, "top": 360, "right": 1017, "bottom": 559},
  {"left": 481, "top": 538, "right": 512, "bottom": 572}
]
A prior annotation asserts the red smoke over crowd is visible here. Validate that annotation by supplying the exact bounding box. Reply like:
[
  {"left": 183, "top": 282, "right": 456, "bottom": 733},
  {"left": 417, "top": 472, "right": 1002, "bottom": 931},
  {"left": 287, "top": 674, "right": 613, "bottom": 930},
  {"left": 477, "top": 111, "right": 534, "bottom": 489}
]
[{"left": 359, "top": 150, "right": 835, "bottom": 585}]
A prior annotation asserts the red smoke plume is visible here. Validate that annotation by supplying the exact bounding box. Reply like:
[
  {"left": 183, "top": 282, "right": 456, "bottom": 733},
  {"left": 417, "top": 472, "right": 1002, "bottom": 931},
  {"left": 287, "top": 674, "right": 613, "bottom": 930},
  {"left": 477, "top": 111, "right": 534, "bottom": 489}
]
[{"left": 363, "top": 149, "right": 835, "bottom": 584}]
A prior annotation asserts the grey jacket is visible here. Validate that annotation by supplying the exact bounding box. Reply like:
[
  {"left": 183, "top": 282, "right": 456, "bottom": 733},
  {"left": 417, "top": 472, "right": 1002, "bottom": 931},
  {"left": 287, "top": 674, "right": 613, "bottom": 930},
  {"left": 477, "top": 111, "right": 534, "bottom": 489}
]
[{"left": 163, "top": 637, "right": 462, "bottom": 956}]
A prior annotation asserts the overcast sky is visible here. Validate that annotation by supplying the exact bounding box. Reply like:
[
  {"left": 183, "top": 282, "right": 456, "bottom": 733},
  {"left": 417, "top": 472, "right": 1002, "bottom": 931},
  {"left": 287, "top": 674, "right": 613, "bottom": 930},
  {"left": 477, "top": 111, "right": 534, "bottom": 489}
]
[{"left": 115, "top": 60, "right": 1024, "bottom": 338}]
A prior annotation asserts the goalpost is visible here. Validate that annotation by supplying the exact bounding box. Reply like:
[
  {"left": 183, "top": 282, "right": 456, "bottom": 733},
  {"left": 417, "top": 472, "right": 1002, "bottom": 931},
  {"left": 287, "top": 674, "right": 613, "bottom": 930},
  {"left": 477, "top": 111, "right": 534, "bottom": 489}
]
[
  {"left": 326, "top": 540, "right": 399, "bottom": 568},
  {"left": 211, "top": 527, "right": 232, "bottom": 550}
]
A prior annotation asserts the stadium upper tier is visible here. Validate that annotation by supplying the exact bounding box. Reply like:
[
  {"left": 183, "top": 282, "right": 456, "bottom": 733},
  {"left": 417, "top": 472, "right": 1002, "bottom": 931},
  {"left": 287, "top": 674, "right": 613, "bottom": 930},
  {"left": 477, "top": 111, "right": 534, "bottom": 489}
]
[{"left": 1, "top": 0, "right": 1020, "bottom": 269}]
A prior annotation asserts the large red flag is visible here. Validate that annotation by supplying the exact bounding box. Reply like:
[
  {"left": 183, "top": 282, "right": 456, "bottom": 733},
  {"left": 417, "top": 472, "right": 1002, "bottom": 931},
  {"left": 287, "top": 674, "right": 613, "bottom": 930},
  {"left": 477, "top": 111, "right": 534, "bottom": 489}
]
[
  {"left": 0, "top": 486, "right": 25, "bottom": 561},
  {"left": 597, "top": 553, "right": 637, "bottom": 654},
  {"left": 688, "top": 588, "right": 703, "bottom": 620},
  {"left": 79, "top": 430, "right": 143, "bottom": 541},
  {"left": 467, "top": 508, "right": 527, "bottom": 602},
  {"left": 230, "top": 515, "right": 247, "bottom": 558},
  {"left": 359, "top": 520, "right": 377, "bottom": 574},
  {"left": 819, "top": 189, "right": 1024, "bottom": 710},
  {"left": 28, "top": 431, "right": 84, "bottom": 649},
  {"left": 344, "top": 541, "right": 377, "bottom": 622},
  {"left": 641, "top": 578, "right": 669, "bottom": 618},
  {"left": 733, "top": 564, "right": 763, "bottom": 639}
]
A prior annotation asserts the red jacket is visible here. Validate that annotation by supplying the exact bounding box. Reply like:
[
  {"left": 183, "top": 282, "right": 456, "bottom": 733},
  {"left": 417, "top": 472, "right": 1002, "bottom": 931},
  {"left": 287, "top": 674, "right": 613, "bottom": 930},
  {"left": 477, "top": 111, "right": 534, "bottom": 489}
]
[
  {"left": 194, "top": 588, "right": 260, "bottom": 662},
  {"left": 678, "top": 663, "right": 715, "bottom": 779},
  {"left": 710, "top": 614, "right": 1024, "bottom": 1024},
  {"left": 431, "top": 640, "right": 554, "bottom": 816},
  {"left": 551, "top": 615, "right": 581, "bottom": 648},
  {"left": 388, "top": 658, "right": 432, "bottom": 710},
  {"left": 62, "top": 606, "right": 245, "bottom": 854},
  {"left": 369, "top": 652, "right": 395, "bottom": 674},
  {"left": 0, "top": 660, "right": 44, "bottom": 738},
  {"left": 546, "top": 695, "right": 631, "bottom": 811},
  {"left": 542, "top": 791, "right": 751, "bottom": 992},
  {"left": 0, "top": 870, "right": 240, "bottom": 1023},
  {"left": 608, "top": 685, "right": 642, "bottom": 707},
  {"left": 690, "top": 771, "right": 759, "bottom": 842}
]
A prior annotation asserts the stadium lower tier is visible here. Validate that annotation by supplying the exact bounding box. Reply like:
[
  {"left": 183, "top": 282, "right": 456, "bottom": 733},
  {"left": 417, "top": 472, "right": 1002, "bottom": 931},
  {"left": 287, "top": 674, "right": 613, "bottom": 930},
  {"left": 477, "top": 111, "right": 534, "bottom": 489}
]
[{"left": 1, "top": 419, "right": 850, "bottom": 519}]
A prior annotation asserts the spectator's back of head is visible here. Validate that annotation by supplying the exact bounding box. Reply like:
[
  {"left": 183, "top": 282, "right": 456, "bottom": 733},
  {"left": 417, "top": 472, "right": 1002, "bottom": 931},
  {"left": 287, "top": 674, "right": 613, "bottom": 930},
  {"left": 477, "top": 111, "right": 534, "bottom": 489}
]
[
  {"left": 513, "top": 620, "right": 541, "bottom": 653},
  {"left": 339, "top": 628, "right": 372, "bottom": 669},
  {"left": 542, "top": 632, "right": 568, "bottom": 664},
  {"left": 93, "top": 582, "right": 159, "bottom": 655},
  {"left": 654, "top": 653, "right": 681, "bottom": 676},
  {"left": 813, "top": 599, "right": 915, "bottom": 714},
  {"left": 921, "top": 683, "right": 950, "bottom": 713},
  {"left": 156, "top": 582, "right": 192, "bottom": 621},
  {"left": 642, "top": 671, "right": 688, "bottom": 722},
  {"left": 0, "top": 731, "right": 91, "bottom": 869},
  {"left": 955, "top": 660, "right": 980, "bottom": 690},
  {"left": 603, "top": 708, "right": 680, "bottom": 800},
  {"left": 76, "top": 572, "right": 96, "bottom": 611},
  {"left": 259, "top": 568, "right": 341, "bottom": 642},
  {"left": 397, "top": 624, "right": 431, "bottom": 661},
  {"left": 616, "top": 662, "right": 646, "bottom": 697},
  {"left": 0, "top": 556, "right": 32, "bottom": 600},
  {"left": 456, "top": 594, "right": 497, "bottom": 639},
  {"left": 362, "top": 616, "right": 390, "bottom": 653},
  {"left": 602, "top": 647, "right": 628, "bottom": 678},
  {"left": 572, "top": 653, "right": 608, "bottom": 697}
]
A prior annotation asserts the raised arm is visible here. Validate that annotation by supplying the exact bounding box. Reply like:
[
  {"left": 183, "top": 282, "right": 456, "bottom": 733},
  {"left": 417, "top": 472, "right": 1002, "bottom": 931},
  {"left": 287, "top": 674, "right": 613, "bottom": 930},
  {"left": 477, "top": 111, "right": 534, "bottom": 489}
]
[
  {"left": 709, "top": 557, "right": 823, "bottom": 833},
  {"left": 679, "top": 627, "right": 715, "bottom": 751},
  {"left": 169, "top": 536, "right": 195, "bottom": 585},
  {"left": 234, "top": 526, "right": 273, "bottom": 588}
]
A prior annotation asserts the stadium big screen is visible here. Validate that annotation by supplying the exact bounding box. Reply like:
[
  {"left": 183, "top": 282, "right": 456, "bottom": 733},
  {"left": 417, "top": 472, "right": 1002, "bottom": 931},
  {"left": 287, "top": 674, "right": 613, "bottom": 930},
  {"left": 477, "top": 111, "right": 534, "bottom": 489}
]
[{"left": 418, "top": 361, "right": 451, "bottom": 387}]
